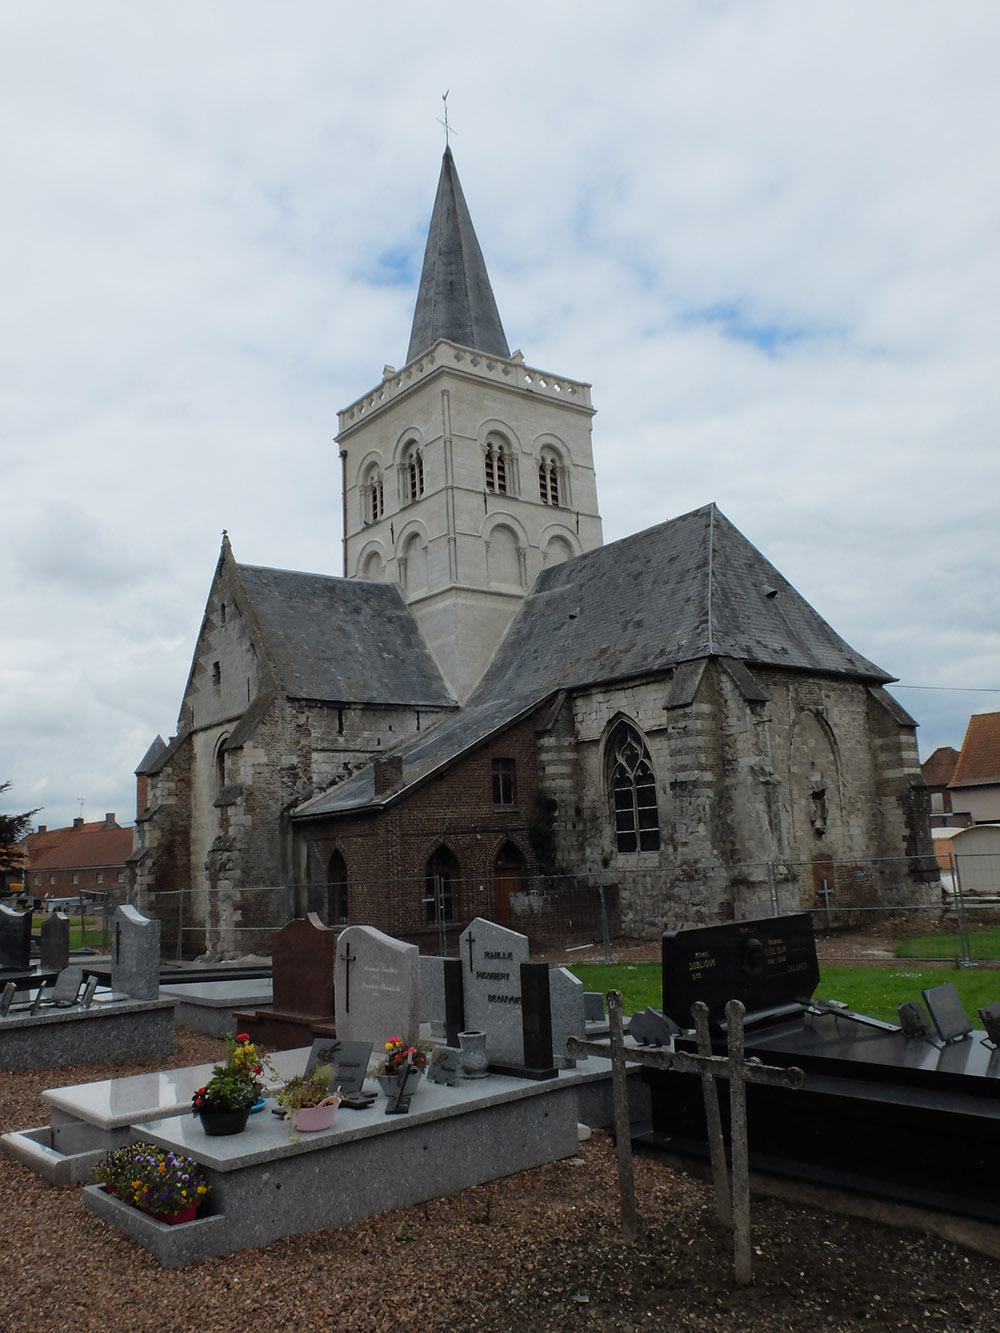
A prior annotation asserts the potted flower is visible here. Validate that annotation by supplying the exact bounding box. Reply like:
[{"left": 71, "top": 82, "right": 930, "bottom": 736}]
[
  {"left": 191, "top": 1031, "right": 271, "bottom": 1135},
  {"left": 376, "top": 1036, "right": 431, "bottom": 1097},
  {"left": 95, "top": 1142, "right": 210, "bottom": 1225},
  {"left": 274, "top": 1064, "right": 340, "bottom": 1132}
]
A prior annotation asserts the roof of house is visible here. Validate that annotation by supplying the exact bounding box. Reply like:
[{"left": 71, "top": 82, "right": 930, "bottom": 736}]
[
  {"left": 21, "top": 818, "right": 133, "bottom": 871},
  {"left": 950, "top": 712, "right": 1000, "bottom": 788},
  {"left": 921, "top": 746, "right": 960, "bottom": 788},
  {"left": 405, "top": 147, "right": 510, "bottom": 363},
  {"left": 237, "top": 564, "right": 457, "bottom": 709},
  {"left": 294, "top": 503, "right": 894, "bottom": 820}
]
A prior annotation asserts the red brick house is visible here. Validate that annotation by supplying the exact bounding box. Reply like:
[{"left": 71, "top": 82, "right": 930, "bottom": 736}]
[{"left": 21, "top": 814, "right": 133, "bottom": 905}]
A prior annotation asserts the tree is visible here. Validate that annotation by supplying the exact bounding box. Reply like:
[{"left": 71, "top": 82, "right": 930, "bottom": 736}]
[{"left": 0, "top": 782, "right": 40, "bottom": 874}]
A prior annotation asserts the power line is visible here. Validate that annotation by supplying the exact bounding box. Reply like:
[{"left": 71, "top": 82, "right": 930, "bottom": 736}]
[{"left": 890, "top": 685, "right": 1000, "bottom": 693}]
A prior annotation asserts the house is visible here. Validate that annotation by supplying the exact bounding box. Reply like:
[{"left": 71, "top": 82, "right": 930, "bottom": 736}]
[
  {"left": 20, "top": 814, "right": 133, "bottom": 906},
  {"left": 133, "top": 149, "right": 934, "bottom": 957},
  {"left": 920, "top": 746, "right": 970, "bottom": 828},
  {"left": 948, "top": 712, "right": 1000, "bottom": 825}
]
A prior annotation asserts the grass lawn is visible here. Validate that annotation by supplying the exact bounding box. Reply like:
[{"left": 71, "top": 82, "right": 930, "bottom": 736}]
[
  {"left": 894, "top": 926, "right": 1000, "bottom": 962},
  {"left": 568, "top": 961, "right": 1000, "bottom": 1025}
]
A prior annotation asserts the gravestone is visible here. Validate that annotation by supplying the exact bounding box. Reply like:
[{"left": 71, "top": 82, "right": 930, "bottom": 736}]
[
  {"left": 923, "top": 983, "right": 972, "bottom": 1044},
  {"left": 420, "top": 956, "right": 466, "bottom": 1045},
  {"left": 584, "top": 992, "right": 605, "bottom": 1023},
  {"left": 629, "top": 1007, "right": 680, "bottom": 1046},
  {"left": 549, "top": 966, "right": 586, "bottom": 1068},
  {"left": 661, "top": 913, "right": 819, "bottom": 1028},
  {"left": 304, "top": 1037, "right": 373, "bottom": 1094},
  {"left": 110, "top": 906, "right": 161, "bottom": 1001},
  {"left": 518, "top": 962, "right": 557, "bottom": 1079},
  {"left": 428, "top": 1045, "right": 463, "bottom": 1086},
  {"left": 234, "top": 913, "right": 337, "bottom": 1049},
  {"left": 39, "top": 913, "right": 70, "bottom": 973},
  {"left": 0, "top": 981, "right": 15, "bottom": 1016},
  {"left": 0, "top": 904, "right": 32, "bottom": 972},
  {"left": 459, "top": 917, "right": 530, "bottom": 1065},
  {"left": 334, "top": 925, "right": 420, "bottom": 1048},
  {"left": 49, "top": 966, "right": 84, "bottom": 1008}
]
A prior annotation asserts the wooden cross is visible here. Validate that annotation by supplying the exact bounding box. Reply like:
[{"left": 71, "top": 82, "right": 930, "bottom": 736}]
[{"left": 338, "top": 945, "right": 357, "bottom": 1013}]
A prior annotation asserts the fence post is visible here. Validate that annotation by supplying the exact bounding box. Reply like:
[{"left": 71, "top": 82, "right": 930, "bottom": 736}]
[{"left": 951, "top": 853, "right": 973, "bottom": 967}]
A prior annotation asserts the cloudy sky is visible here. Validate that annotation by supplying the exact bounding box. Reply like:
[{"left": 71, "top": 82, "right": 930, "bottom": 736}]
[{"left": 2, "top": 1, "right": 998, "bottom": 834}]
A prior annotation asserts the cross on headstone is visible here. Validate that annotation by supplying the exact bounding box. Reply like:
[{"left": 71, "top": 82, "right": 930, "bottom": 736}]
[
  {"left": 113, "top": 918, "right": 122, "bottom": 963},
  {"left": 338, "top": 944, "right": 357, "bottom": 1013},
  {"left": 466, "top": 930, "right": 476, "bottom": 972}
]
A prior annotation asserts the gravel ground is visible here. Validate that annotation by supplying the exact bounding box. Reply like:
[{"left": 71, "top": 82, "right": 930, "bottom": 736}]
[{"left": 5, "top": 1029, "right": 1000, "bottom": 1331}]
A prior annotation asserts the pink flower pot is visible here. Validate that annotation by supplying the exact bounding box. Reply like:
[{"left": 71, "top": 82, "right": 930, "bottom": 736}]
[{"left": 289, "top": 1095, "right": 341, "bottom": 1133}]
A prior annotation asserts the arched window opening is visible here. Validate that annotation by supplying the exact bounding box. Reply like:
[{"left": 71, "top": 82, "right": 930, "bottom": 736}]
[
  {"left": 607, "top": 721, "right": 660, "bottom": 853},
  {"left": 484, "top": 436, "right": 509, "bottom": 494},
  {"left": 425, "top": 845, "right": 458, "bottom": 924},
  {"left": 362, "top": 466, "right": 384, "bottom": 524},
  {"left": 538, "top": 457, "right": 560, "bottom": 506},
  {"left": 403, "top": 442, "right": 424, "bottom": 503},
  {"left": 214, "top": 736, "right": 229, "bottom": 797},
  {"left": 327, "top": 850, "right": 349, "bottom": 925}
]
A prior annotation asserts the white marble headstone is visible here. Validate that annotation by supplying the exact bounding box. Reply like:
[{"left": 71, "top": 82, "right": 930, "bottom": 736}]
[
  {"left": 334, "top": 925, "right": 420, "bottom": 1047},
  {"left": 110, "top": 905, "right": 161, "bottom": 1000},
  {"left": 459, "top": 917, "right": 530, "bottom": 1065}
]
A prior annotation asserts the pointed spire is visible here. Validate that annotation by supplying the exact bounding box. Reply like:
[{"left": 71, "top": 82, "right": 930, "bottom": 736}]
[{"left": 406, "top": 148, "right": 510, "bottom": 364}]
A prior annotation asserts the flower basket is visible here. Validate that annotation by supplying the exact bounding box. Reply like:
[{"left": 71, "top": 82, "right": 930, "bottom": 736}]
[
  {"left": 140, "top": 1200, "right": 200, "bottom": 1226},
  {"left": 94, "top": 1143, "right": 210, "bottom": 1221},
  {"left": 289, "top": 1095, "right": 341, "bottom": 1133}
]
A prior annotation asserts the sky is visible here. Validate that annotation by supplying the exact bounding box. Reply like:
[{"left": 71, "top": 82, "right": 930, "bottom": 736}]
[{"left": 2, "top": 1, "right": 998, "bottom": 834}]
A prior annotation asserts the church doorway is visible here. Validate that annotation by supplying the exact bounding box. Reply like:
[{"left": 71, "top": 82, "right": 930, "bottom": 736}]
[{"left": 492, "top": 842, "right": 525, "bottom": 929}]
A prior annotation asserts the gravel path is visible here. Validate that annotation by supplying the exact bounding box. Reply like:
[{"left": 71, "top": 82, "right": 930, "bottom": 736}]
[{"left": 4, "top": 1029, "right": 1000, "bottom": 1330}]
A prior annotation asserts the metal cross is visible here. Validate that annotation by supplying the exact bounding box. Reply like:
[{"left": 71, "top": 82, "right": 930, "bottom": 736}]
[
  {"left": 338, "top": 945, "right": 356, "bottom": 1013},
  {"left": 438, "top": 91, "right": 457, "bottom": 147},
  {"left": 466, "top": 931, "right": 476, "bottom": 972}
]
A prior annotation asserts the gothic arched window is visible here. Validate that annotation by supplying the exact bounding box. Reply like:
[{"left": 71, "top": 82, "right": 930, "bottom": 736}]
[
  {"left": 425, "top": 845, "right": 458, "bottom": 924},
  {"left": 484, "top": 434, "right": 509, "bottom": 495},
  {"left": 362, "top": 465, "right": 384, "bottom": 524},
  {"left": 607, "top": 721, "right": 660, "bottom": 853},
  {"left": 402, "top": 441, "right": 424, "bottom": 503}
]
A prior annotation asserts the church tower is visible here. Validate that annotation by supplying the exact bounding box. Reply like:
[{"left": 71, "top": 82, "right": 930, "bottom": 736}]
[{"left": 338, "top": 149, "right": 603, "bottom": 701}]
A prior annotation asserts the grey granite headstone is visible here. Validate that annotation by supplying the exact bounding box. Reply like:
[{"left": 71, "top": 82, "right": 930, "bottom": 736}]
[
  {"left": 110, "top": 905, "right": 161, "bottom": 1001},
  {"left": 304, "top": 1037, "right": 373, "bottom": 1094},
  {"left": 584, "top": 992, "right": 605, "bottom": 1023},
  {"left": 549, "top": 966, "right": 586, "bottom": 1068},
  {"left": 0, "top": 904, "right": 32, "bottom": 971},
  {"left": 39, "top": 913, "right": 71, "bottom": 972},
  {"left": 49, "top": 965, "right": 83, "bottom": 1007},
  {"left": 459, "top": 917, "right": 530, "bottom": 1065},
  {"left": 79, "top": 975, "right": 98, "bottom": 1009},
  {"left": 428, "top": 1045, "right": 463, "bottom": 1086},
  {"left": 420, "top": 955, "right": 447, "bottom": 1035},
  {"left": 334, "top": 925, "right": 420, "bottom": 1047},
  {"left": 0, "top": 981, "right": 15, "bottom": 1016}
]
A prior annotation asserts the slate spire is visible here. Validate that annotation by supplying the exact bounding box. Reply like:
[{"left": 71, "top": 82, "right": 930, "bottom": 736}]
[{"left": 406, "top": 148, "right": 510, "bottom": 363}]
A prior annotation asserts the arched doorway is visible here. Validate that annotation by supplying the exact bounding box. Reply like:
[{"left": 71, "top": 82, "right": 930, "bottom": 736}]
[{"left": 493, "top": 841, "right": 525, "bottom": 929}]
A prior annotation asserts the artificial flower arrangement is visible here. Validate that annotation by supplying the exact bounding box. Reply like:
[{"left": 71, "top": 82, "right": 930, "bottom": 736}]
[
  {"left": 191, "top": 1031, "right": 273, "bottom": 1116},
  {"left": 95, "top": 1141, "right": 210, "bottom": 1220},
  {"left": 378, "top": 1036, "right": 432, "bottom": 1076}
]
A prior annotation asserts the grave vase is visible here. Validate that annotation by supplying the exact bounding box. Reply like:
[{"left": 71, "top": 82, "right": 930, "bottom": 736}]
[
  {"left": 198, "top": 1107, "right": 250, "bottom": 1137},
  {"left": 377, "top": 1069, "right": 422, "bottom": 1098},
  {"left": 458, "top": 1030, "right": 489, "bottom": 1079}
]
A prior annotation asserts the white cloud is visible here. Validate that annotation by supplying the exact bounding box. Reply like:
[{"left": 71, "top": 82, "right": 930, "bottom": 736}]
[{"left": 2, "top": 0, "right": 998, "bottom": 830}]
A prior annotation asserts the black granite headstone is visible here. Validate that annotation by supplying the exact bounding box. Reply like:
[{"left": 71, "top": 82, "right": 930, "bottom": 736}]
[
  {"left": 442, "top": 957, "right": 465, "bottom": 1047},
  {"left": 39, "top": 913, "right": 70, "bottom": 973},
  {"left": 0, "top": 904, "right": 32, "bottom": 972},
  {"left": 584, "top": 992, "right": 605, "bottom": 1023},
  {"left": 628, "top": 1007, "right": 680, "bottom": 1046},
  {"left": 520, "top": 962, "right": 556, "bottom": 1072},
  {"left": 979, "top": 1003, "right": 1000, "bottom": 1048},
  {"left": 898, "top": 1000, "right": 934, "bottom": 1041},
  {"left": 923, "top": 983, "right": 972, "bottom": 1044},
  {"left": 661, "top": 914, "right": 820, "bottom": 1027}
]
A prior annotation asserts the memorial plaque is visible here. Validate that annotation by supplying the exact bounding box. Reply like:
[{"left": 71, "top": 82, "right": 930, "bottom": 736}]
[
  {"left": 0, "top": 904, "right": 32, "bottom": 972},
  {"left": 661, "top": 914, "right": 819, "bottom": 1027},
  {"left": 923, "top": 983, "right": 972, "bottom": 1044},
  {"left": 49, "top": 965, "right": 83, "bottom": 1007},
  {"left": 79, "top": 975, "right": 98, "bottom": 1009},
  {"left": 304, "top": 1037, "right": 373, "bottom": 1094},
  {"left": 334, "top": 924, "right": 420, "bottom": 1047},
  {"left": 428, "top": 1045, "right": 463, "bottom": 1086},
  {"left": 629, "top": 1007, "right": 680, "bottom": 1046},
  {"left": 979, "top": 1002, "right": 1000, "bottom": 1048},
  {"left": 459, "top": 917, "right": 530, "bottom": 1065}
]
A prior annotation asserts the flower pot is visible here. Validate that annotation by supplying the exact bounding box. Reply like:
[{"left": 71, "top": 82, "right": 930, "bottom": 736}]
[
  {"left": 377, "top": 1069, "right": 422, "bottom": 1098},
  {"left": 140, "top": 1201, "right": 200, "bottom": 1226},
  {"left": 289, "top": 1096, "right": 341, "bottom": 1133},
  {"left": 458, "top": 1031, "right": 489, "bottom": 1079},
  {"left": 198, "top": 1107, "right": 250, "bottom": 1136}
]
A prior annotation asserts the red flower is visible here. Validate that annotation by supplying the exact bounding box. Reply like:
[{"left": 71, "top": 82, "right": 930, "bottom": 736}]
[{"left": 236, "top": 1033, "right": 250, "bottom": 1044}]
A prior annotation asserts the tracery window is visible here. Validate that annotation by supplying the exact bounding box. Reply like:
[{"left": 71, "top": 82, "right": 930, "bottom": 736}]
[
  {"left": 484, "top": 436, "right": 509, "bottom": 494},
  {"left": 362, "top": 466, "right": 384, "bottom": 524},
  {"left": 607, "top": 721, "right": 660, "bottom": 853},
  {"left": 403, "top": 442, "right": 424, "bottom": 503}
]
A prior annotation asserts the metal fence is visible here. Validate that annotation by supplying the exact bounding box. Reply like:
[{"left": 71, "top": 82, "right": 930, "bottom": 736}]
[{"left": 134, "top": 849, "right": 1000, "bottom": 966}]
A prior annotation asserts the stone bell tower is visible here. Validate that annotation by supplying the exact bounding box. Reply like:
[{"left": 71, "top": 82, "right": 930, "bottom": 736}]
[{"left": 338, "top": 148, "right": 603, "bottom": 701}]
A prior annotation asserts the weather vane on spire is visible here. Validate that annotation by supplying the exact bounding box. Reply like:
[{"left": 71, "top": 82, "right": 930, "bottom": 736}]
[{"left": 438, "top": 91, "right": 457, "bottom": 147}]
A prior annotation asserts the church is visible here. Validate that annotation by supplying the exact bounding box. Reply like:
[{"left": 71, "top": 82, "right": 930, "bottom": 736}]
[{"left": 131, "top": 149, "right": 933, "bottom": 958}]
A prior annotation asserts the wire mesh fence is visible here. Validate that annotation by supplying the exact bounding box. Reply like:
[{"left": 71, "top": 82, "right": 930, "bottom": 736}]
[{"left": 132, "top": 847, "right": 1000, "bottom": 967}]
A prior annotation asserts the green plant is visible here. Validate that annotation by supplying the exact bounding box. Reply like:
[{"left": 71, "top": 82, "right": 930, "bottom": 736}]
[
  {"left": 95, "top": 1142, "right": 210, "bottom": 1216},
  {"left": 191, "top": 1031, "right": 272, "bottom": 1115},
  {"left": 274, "top": 1065, "right": 335, "bottom": 1112}
]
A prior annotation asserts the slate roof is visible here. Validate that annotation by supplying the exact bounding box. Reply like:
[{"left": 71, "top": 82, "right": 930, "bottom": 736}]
[
  {"left": 950, "top": 712, "right": 1000, "bottom": 788},
  {"left": 406, "top": 148, "right": 510, "bottom": 363},
  {"left": 294, "top": 503, "right": 892, "bottom": 820},
  {"left": 237, "top": 564, "right": 455, "bottom": 708}
]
